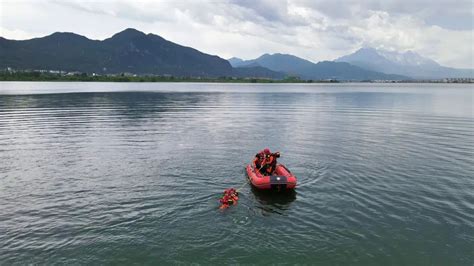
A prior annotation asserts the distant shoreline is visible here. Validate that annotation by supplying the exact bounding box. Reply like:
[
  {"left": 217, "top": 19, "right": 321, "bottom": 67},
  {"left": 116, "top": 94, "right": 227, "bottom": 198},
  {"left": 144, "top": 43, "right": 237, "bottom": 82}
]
[{"left": 0, "top": 72, "right": 472, "bottom": 84}]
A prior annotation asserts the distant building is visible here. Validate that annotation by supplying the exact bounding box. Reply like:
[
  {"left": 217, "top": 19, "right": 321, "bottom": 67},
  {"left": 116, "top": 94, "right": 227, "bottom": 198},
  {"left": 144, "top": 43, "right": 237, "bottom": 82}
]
[{"left": 66, "top": 71, "right": 81, "bottom": 76}]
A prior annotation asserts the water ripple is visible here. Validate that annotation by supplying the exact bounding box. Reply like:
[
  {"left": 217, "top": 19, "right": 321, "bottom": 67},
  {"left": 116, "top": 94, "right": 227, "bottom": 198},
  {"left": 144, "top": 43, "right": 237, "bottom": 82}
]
[{"left": 0, "top": 83, "right": 473, "bottom": 264}]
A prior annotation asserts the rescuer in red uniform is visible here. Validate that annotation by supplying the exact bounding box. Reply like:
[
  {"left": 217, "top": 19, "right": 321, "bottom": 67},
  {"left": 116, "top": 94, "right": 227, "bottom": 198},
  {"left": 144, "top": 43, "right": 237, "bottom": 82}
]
[{"left": 253, "top": 148, "right": 280, "bottom": 175}]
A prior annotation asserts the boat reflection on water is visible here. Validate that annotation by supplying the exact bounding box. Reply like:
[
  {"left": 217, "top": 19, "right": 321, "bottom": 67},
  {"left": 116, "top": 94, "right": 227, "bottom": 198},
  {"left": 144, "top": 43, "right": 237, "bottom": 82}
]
[{"left": 250, "top": 186, "right": 297, "bottom": 216}]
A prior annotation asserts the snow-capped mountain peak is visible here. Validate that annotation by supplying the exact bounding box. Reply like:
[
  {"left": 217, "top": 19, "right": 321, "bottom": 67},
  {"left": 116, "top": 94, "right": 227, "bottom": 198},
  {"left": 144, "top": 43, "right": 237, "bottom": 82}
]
[
  {"left": 335, "top": 47, "right": 472, "bottom": 78},
  {"left": 376, "top": 49, "right": 439, "bottom": 67}
]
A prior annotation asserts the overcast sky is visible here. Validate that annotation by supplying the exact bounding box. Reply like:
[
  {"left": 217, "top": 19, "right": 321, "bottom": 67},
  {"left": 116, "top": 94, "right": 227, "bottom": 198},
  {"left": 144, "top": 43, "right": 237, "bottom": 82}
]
[{"left": 1, "top": 0, "right": 473, "bottom": 68}]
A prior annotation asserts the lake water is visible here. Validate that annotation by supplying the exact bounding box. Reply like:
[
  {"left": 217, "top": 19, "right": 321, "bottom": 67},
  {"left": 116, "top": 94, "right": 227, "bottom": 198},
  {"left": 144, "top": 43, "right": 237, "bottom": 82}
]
[{"left": 0, "top": 82, "right": 473, "bottom": 264}]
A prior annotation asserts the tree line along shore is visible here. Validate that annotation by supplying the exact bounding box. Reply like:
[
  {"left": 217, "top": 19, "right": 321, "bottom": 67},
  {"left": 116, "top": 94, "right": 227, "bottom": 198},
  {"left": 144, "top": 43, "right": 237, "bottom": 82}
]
[
  {"left": 0, "top": 71, "right": 333, "bottom": 83},
  {"left": 0, "top": 71, "right": 472, "bottom": 83}
]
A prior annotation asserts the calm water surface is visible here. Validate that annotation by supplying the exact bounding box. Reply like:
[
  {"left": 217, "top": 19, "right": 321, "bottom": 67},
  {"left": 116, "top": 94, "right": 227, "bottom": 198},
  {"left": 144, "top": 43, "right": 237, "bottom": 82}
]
[{"left": 0, "top": 82, "right": 473, "bottom": 264}]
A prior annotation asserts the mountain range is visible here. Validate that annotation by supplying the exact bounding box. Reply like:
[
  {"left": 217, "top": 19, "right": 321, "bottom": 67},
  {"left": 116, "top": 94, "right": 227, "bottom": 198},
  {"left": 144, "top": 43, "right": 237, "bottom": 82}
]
[
  {"left": 228, "top": 53, "right": 407, "bottom": 80},
  {"left": 335, "top": 48, "right": 473, "bottom": 79},
  {"left": 0, "top": 28, "right": 233, "bottom": 77},
  {"left": 1, "top": 28, "right": 472, "bottom": 80}
]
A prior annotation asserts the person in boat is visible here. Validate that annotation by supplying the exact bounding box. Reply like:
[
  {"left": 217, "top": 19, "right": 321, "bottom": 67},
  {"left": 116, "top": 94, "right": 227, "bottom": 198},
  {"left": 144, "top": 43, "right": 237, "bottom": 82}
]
[
  {"left": 254, "top": 148, "right": 280, "bottom": 175},
  {"left": 253, "top": 148, "right": 268, "bottom": 170}
]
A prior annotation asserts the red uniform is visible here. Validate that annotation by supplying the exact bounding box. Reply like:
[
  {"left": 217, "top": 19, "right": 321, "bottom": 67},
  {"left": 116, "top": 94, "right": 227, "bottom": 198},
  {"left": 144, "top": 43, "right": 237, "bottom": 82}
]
[{"left": 253, "top": 148, "right": 279, "bottom": 175}]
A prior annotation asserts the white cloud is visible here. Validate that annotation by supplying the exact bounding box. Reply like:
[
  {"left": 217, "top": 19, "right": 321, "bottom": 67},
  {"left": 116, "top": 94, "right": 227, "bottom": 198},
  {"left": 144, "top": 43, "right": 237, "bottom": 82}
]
[
  {"left": 0, "top": 0, "right": 472, "bottom": 68},
  {"left": 0, "top": 27, "right": 35, "bottom": 40}
]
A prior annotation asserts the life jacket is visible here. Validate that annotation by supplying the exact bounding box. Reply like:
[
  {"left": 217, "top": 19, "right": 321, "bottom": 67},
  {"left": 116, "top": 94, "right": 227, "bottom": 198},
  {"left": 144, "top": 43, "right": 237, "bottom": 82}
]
[
  {"left": 261, "top": 154, "right": 277, "bottom": 175},
  {"left": 254, "top": 151, "right": 265, "bottom": 169}
]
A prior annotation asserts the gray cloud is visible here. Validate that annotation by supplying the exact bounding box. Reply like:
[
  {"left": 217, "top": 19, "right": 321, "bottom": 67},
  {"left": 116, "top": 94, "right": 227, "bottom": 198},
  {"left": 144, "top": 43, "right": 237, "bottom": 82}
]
[
  {"left": 0, "top": 0, "right": 472, "bottom": 68},
  {"left": 295, "top": 0, "right": 474, "bottom": 30}
]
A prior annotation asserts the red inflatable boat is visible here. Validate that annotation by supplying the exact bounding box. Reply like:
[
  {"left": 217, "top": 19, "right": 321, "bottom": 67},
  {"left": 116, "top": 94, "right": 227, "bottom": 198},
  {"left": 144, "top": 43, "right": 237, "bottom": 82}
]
[{"left": 246, "top": 163, "right": 297, "bottom": 190}]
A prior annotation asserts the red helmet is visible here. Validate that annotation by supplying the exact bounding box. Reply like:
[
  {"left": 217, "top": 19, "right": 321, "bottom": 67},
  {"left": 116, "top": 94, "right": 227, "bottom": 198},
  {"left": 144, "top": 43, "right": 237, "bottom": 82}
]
[{"left": 263, "top": 148, "right": 271, "bottom": 154}]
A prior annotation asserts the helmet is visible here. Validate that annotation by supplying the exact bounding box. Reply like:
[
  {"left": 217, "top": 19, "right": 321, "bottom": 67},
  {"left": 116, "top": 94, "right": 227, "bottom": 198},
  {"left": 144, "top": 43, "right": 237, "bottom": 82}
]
[{"left": 263, "top": 148, "right": 271, "bottom": 154}]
